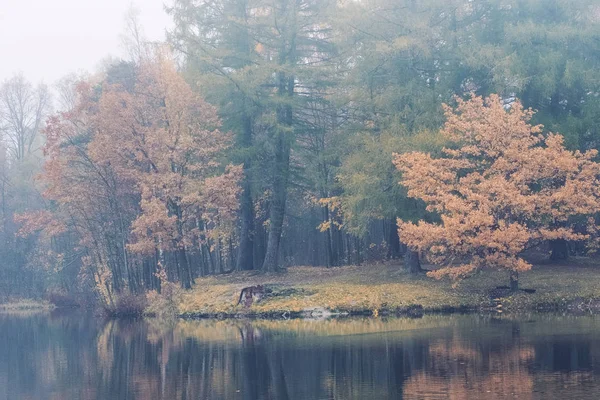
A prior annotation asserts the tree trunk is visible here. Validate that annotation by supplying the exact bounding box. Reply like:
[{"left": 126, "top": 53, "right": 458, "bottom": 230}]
[
  {"left": 335, "top": 227, "right": 344, "bottom": 265},
  {"left": 323, "top": 205, "right": 334, "bottom": 267},
  {"left": 261, "top": 134, "right": 290, "bottom": 272},
  {"left": 387, "top": 219, "right": 401, "bottom": 259},
  {"left": 236, "top": 167, "right": 255, "bottom": 272},
  {"left": 218, "top": 242, "right": 226, "bottom": 275},
  {"left": 177, "top": 247, "right": 192, "bottom": 289},
  {"left": 206, "top": 238, "right": 215, "bottom": 275},
  {"left": 510, "top": 271, "right": 519, "bottom": 292},
  {"left": 355, "top": 236, "right": 362, "bottom": 265},
  {"left": 254, "top": 220, "right": 266, "bottom": 270},
  {"left": 262, "top": 0, "right": 296, "bottom": 272},
  {"left": 550, "top": 239, "right": 569, "bottom": 261},
  {"left": 404, "top": 248, "right": 422, "bottom": 274},
  {"left": 236, "top": 113, "right": 255, "bottom": 271}
]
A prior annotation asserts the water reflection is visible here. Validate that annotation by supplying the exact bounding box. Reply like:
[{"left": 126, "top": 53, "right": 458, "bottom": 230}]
[{"left": 1, "top": 312, "right": 600, "bottom": 399}]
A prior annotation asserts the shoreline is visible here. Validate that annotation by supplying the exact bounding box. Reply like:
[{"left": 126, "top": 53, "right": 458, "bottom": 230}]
[
  {"left": 0, "top": 299, "right": 54, "bottom": 312},
  {"left": 4, "top": 296, "right": 600, "bottom": 320},
  {"left": 176, "top": 297, "right": 600, "bottom": 321},
  {"left": 172, "top": 260, "right": 600, "bottom": 320},
  {"left": 7, "top": 260, "right": 600, "bottom": 320}
]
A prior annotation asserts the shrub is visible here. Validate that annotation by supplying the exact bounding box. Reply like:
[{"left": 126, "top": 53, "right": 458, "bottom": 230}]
[
  {"left": 104, "top": 293, "right": 148, "bottom": 317},
  {"left": 45, "top": 290, "right": 81, "bottom": 308},
  {"left": 145, "top": 281, "right": 180, "bottom": 318}
]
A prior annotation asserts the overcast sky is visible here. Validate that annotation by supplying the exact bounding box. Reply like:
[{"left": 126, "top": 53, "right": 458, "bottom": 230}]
[{"left": 0, "top": 0, "right": 172, "bottom": 85}]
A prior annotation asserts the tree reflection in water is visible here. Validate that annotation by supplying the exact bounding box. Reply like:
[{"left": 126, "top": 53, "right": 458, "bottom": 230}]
[{"left": 1, "top": 313, "right": 600, "bottom": 399}]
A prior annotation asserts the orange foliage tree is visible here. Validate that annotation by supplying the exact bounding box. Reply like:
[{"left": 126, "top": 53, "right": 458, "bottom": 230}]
[
  {"left": 394, "top": 94, "right": 600, "bottom": 290},
  {"left": 88, "top": 54, "right": 241, "bottom": 289},
  {"left": 20, "top": 52, "right": 240, "bottom": 297},
  {"left": 31, "top": 82, "right": 139, "bottom": 298}
]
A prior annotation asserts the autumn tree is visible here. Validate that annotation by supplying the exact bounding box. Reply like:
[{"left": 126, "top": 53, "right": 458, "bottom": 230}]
[
  {"left": 18, "top": 52, "right": 240, "bottom": 302},
  {"left": 37, "top": 79, "right": 138, "bottom": 298},
  {"left": 394, "top": 95, "right": 600, "bottom": 290},
  {"left": 88, "top": 53, "right": 241, "bottom": 288}
]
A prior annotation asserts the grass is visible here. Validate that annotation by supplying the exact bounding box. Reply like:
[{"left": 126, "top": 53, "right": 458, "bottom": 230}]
[
  {"left": 0, "top": 299, "right": 54, "bottom": 312},
  {"left": 177, "top": 257, "right": 600, "bottom": 318}
]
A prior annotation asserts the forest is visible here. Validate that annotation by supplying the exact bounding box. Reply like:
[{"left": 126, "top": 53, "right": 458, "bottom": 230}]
[{"left": 1, "top": 0, "right": 600, "bottom": 310}]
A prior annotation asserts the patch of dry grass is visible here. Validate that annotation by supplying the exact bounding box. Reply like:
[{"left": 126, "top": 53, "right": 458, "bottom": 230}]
[
  {"left": 177, "top": 258, "right": 600, "bottom": 317},
  {"left": 0, "top": 299, "right": 54, "bottom": 312}
]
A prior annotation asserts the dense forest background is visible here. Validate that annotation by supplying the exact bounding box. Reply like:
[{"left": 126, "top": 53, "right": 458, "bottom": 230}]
[{"left": 1, "top": 0, "right": 600, "bottom": 303}]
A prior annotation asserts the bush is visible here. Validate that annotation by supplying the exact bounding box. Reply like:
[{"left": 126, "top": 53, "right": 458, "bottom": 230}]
[
  {"left": 104, "top": 293, "right": 148, "bottom": 317},
  {"left": 46, "top": 291, "right": 81, "bottom": 308},
  {"left": 145, "top": 281, "right": 180, "bottom": 318}
]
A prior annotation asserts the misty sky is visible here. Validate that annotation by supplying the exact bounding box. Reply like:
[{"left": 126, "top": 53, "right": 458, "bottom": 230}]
[{"left": 0, "top": 0, "right": 172, "bottom": 85}]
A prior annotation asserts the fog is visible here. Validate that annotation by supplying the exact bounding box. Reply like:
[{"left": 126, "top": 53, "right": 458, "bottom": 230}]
[
  {"left": 2, "top": 2, "right": 600, "bottom": 398},
  {"left": 0, "top": 0, "right": 171, "bottom": 84}
]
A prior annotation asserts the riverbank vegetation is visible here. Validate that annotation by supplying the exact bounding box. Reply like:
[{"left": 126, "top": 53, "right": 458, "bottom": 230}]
[
  {"left": 171, "top": 259, "right": 600, "bottom": 317},
  {"left": 1, "top": 1, "right": 600, "bottom": 315},
  {"left": 0, "top": 299, "right": 53, "bottom": 311}
]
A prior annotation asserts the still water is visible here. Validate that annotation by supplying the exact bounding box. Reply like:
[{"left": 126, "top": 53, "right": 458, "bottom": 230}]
[{"left": 1, "top": 311, "right": 600, "bottom": 399}]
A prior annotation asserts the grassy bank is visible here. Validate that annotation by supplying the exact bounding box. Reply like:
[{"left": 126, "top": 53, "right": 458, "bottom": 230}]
[
  {"left": 0, "top": 299, "right": 54, "bottom": 312},
  {"left": 176, "top": 258, "right": 600, "bottom": 318}
]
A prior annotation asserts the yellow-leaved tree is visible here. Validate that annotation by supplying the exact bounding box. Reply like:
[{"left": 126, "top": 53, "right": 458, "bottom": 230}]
[
  {"left": 394, "top": 94, "right": 600, "bottom": 290},
  {"left": 88, "top": 53, "right": 242, "bottom": 289}
]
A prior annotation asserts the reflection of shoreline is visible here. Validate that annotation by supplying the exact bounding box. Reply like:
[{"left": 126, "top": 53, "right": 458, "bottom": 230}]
[
  {"left": 170, "top": 314, "right": 600, "bottom": 343},
  {"left": 171, "top": 315, "right": 462, "bottom": 345},
  {"left": 2, "top": 314, "right": 600, "bottom": 399}
]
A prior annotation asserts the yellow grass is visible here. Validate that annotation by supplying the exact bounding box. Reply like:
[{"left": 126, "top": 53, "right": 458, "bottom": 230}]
[
  {"left": 0, "top": 299, "right": 54, "bottom": 312},
  {"left": 177, "top": 257, "right": 600, "bottom": 317}
]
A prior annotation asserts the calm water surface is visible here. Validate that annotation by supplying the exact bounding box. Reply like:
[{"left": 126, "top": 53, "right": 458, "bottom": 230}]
[{"left": 1, "top": 311, "right": 600, "bottom": 399}]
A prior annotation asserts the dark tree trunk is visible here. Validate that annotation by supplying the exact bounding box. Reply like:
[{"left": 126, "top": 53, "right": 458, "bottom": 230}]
[
  {"left": 387, "top": 219, "right": 401, "bottom": 259},
  {"left": 236, "top": 156, "right": 255, "bottom": 271},
  {"left": 200, "top": 243, "right": 210, "bottom": 276},
  {"left": 173, "top": 202, "right": 192, "bottom": 288},
  {"left": 261, "top": 133, "right": 290, "bottom": 272},
  {"left": 177, "top": 247, "right": 192, "bottom": 289},
  {"left": 345, "top": 233, "right": 352, "bottom": 265},
  {"left": 510, "top": 271, "right": 519, "bottom": 292},
  {"left": 205, "top": 238, "right": 215, "bottom": 275},
  {"left": 334, "top": 226, "right": 343, "bottom": 265},
  {"left": 404, "top": 248, "right": 422, "bottom": 274},
  {"left": 217, "top": 239, "right": 224, "bottom": 274},
  {"left": 323, "top": 205, "right": 334, "bottom": 267},
  {"left": 236, "top": 112, "right": 254, "bottom": 271},
  {"left": 550, "top": 239, "right": 569, "bottom": 261},
  {"left": 254, "top": 220, "right": 267, "bottom": 270}
]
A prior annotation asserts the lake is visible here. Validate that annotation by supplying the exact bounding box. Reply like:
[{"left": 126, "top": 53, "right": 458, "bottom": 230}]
[{"left": 1, "top": 311, "right": 599, "bottom": 399}]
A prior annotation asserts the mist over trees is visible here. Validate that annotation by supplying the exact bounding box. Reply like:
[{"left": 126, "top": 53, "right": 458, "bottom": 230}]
[
  {"left": 2, "top": 0, "right": 600, "bottom": 302},
  {"left": 0, "top": 73, "right": 50, "bottom": 297}
]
